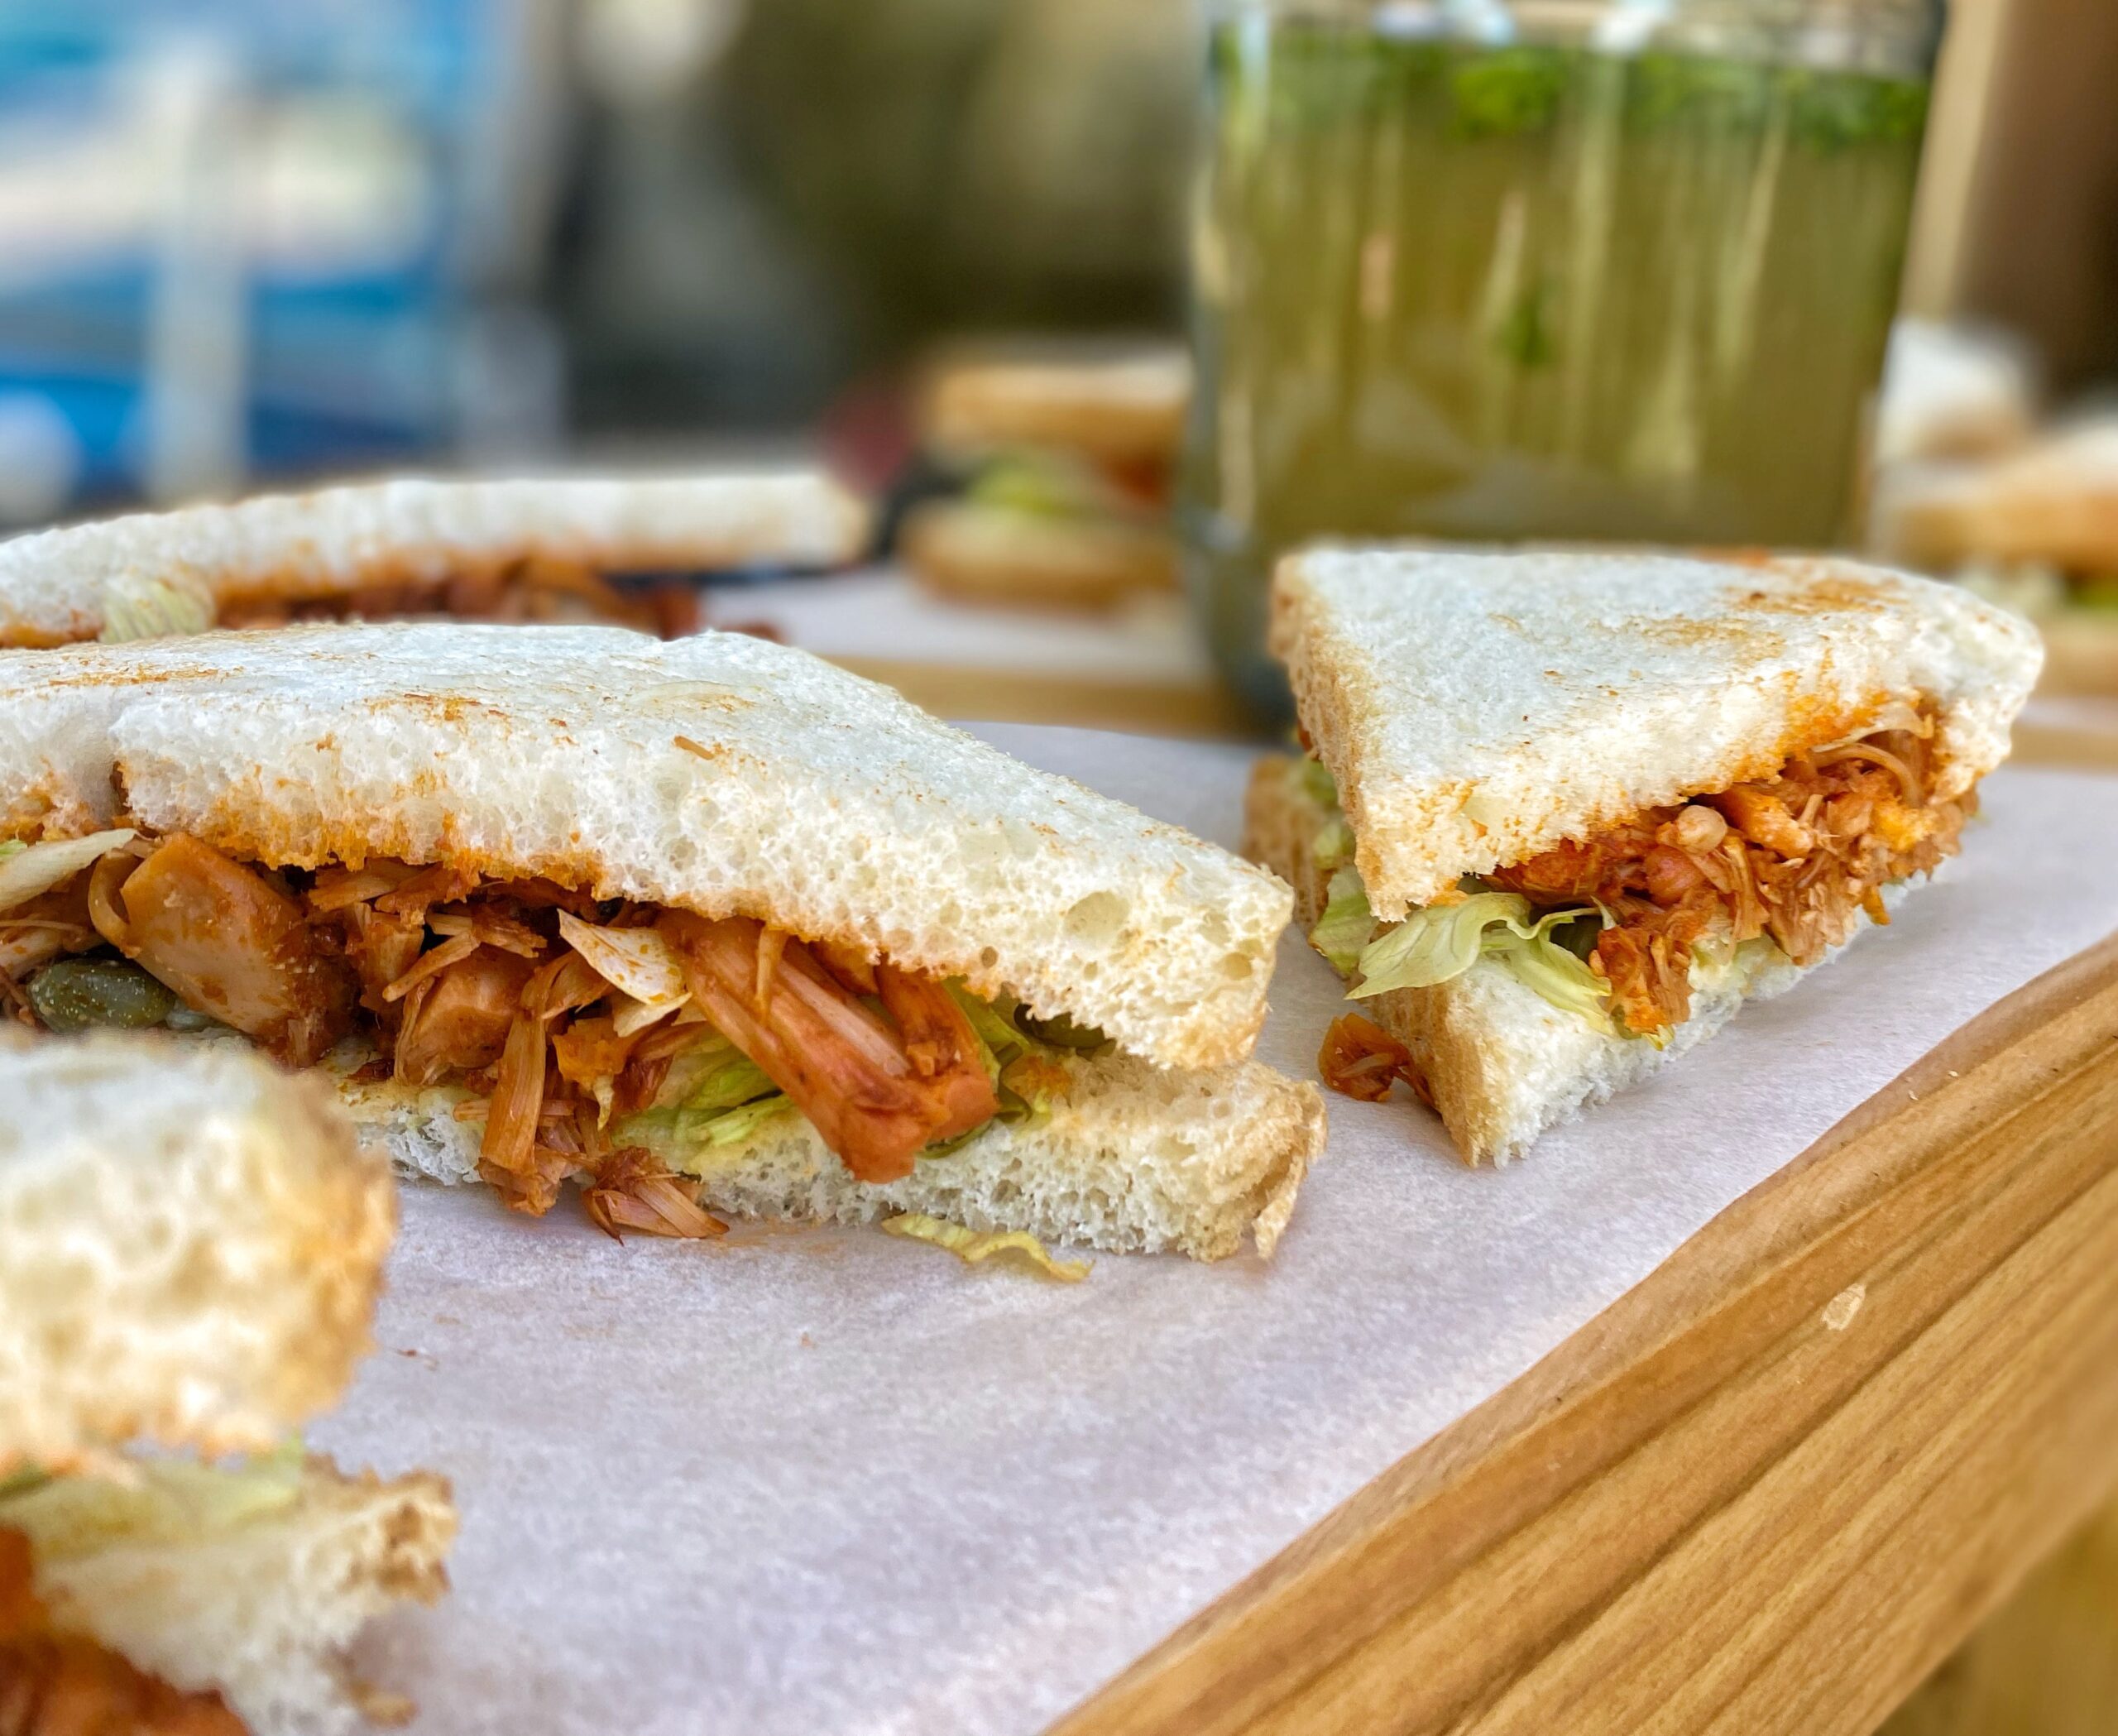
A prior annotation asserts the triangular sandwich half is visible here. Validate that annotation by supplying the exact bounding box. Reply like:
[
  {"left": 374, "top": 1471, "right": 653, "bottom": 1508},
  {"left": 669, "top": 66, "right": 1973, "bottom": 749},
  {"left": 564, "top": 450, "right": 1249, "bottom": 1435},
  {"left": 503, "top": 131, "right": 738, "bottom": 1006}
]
[
  {"left": 0, "top": 624, "right": 1321, "bottom": 1259},
  {"left": 1246, "top": 549, "right": 2040, "bottom": 1163},
  {"left": 0, "top": 471, "right": 870, "bottom": 648},
  {"left": 0, "top": 1033, "right": 455, "bottom": 1735}
]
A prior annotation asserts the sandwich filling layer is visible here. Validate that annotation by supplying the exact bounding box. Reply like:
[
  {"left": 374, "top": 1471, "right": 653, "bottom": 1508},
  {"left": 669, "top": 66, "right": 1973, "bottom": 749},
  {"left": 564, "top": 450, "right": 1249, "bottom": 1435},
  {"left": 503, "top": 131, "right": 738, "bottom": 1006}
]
[
  {"left": 103, "top": 560, "right": 702, "bottom": 645},
  {"left": 1306, "top": 707, "right": 1974, "bottom": 1095},
  {"left": 0, "top": 833, "right": 1103, "bottom": 1237},
  {"left": 2, "top": 1523, "right": 244, "bottom": 1736}
]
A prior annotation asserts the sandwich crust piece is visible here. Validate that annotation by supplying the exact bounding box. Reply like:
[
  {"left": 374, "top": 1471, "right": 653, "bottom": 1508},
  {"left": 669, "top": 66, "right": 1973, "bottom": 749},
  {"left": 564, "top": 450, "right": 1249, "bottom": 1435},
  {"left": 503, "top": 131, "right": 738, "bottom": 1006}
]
[
  {"left": 1272, "top": 548, "right": 2042, "bottom": 920},
  {"left": 0, "top": 472, "right": 871, "bottom": 649},
  {"left": 0, "top": 1034, "right": 393, "bottom": 1478}
]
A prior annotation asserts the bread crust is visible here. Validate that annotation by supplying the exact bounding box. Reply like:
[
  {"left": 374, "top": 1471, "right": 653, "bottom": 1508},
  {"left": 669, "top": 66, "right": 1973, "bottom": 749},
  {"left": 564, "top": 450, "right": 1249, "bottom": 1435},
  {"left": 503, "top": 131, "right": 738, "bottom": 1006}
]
[
  {"left": 1271, "top": 548, "right": 2040, "bottom": 917},
  {"left": 0, "top": 472, "right": 871, "bottom": 648},
  {"left": 922, "top": 350, "right": 1188, "bottom": 468},
  {"left": 0, "top": 625, "right": 1291, "bottom": 1071}
]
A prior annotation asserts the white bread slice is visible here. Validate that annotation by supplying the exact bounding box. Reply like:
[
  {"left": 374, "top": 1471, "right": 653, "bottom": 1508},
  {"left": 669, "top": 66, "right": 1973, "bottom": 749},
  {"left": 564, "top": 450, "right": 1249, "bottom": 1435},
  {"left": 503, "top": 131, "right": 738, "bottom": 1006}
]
[
  {"left": 0, "top": 1033, "right": 393, "bottom": 1478},
  {"left": 1246, "top": 754, "right": 1899, "bottom": 1164},
  {"left": 903, "top": 500, "right": 1177, "bottom": 610},
  {"left": 0, "top": 471, "right": 872, "bottom": 648},
  {"left": 922, "top": 348, "right": 1188, "bottom": 468},
  {"left": 22, "top": 1459, "right": 455, "bottom": 1736},
  {"left": 1876, "top": 420, "right": 2118, "bottom": 573},
  {"left": 330, "top": 1041, "right": 1324, "bottom": 1262},
  {"left": 1270, "top": 548, "right": 2042, "bottom": 918},
  {"left": 0, "top": 624, "right": 1291, "bottom": 1071}
]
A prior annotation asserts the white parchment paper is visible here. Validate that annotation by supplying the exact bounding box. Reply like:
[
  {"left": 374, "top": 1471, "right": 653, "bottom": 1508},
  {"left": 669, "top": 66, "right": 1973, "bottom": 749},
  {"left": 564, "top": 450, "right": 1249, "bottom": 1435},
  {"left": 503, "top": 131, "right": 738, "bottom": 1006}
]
[{"left": 318, "top": 730, "right": 2118, "bottom": 1736}]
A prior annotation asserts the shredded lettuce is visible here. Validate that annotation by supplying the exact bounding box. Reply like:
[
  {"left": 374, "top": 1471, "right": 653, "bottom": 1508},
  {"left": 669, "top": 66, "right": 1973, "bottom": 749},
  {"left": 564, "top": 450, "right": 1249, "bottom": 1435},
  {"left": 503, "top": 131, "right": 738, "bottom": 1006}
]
[
  {"left": 880, "top": 1212, "right": 1090, "bottom": 1282},
  {"left": 0, "top": 1467, "right": 50, "bottom": 1501},
  {"left": 0, "top": 1443, "right": 306, "bottom": 1562},
  {"left": 97, "top": 573, "right": 215, "bottom": 643},
  {"left": 1312, "top": 817, "right": 1356, "bottom": 871},
  {"left": 1298, "top": 755, "right": 1339, "bottom": 809},
  {"left": 654, "top": 1032, "right": 777, "bottom": 1116},
  {"left": 966, "top": 453, "right": 1135, "bottom": 525},
  {"left": 0, "top": 828, "right": 136, "bottom": 915},
  {"left": 1309, "top": 866, "right": 1376, "bottom": 976},
  {"left": 1352, "top": 891, "right": 1617, "bottom": 1032},
  {"left": 0, "top": 841, "right": 22, "bottom": 866},
  {"left": 1493, "top": 924, "right": 1617, "bottom": 1033}
]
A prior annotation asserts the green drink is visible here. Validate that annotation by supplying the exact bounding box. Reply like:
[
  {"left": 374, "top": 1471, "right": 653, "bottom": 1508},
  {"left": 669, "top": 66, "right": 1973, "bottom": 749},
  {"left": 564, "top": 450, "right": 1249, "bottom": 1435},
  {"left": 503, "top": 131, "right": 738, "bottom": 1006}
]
[{"left": 1185, "top": 6, "right": 1937, "bottom": 715}]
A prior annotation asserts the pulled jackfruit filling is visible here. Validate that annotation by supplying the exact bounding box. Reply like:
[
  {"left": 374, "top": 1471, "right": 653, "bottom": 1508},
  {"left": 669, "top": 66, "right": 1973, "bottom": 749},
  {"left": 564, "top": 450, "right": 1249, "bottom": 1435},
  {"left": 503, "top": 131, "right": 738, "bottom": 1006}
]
[
  {"left": 1306, "top": 710, "right": 1977, "bottom": 1101},
  {"left": 0, "top": 832, "right": 1103, "bottom": 1238}
]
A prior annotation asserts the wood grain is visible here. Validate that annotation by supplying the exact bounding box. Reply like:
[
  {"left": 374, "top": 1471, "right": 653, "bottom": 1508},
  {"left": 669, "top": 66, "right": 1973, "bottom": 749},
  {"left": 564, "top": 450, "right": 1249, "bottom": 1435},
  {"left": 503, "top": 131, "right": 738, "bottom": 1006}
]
[{"left": 1050, "top": 933, "right": 2118, "bottom": 1736}]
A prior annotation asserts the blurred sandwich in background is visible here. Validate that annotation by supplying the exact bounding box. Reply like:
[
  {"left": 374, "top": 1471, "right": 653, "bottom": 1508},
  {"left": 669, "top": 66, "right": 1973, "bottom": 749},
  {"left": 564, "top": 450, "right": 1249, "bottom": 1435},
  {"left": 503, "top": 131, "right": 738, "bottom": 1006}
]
[
  {"left": 0, "top": 472, "right": 870, "bottom": 649},
  {"left": 900, "top": 345, "right": 1186, "bottom": 611},
  {"left": 1876, "top": 420, "right": 2118, "bottom": 694}
]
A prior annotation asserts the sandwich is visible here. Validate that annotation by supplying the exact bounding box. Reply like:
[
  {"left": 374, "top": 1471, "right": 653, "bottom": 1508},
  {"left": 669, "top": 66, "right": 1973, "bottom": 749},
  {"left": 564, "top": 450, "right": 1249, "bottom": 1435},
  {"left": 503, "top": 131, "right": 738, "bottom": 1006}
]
[
  {"left": 1245, "top": 548, "right": 2039, "bottom": 1163},
  {"left": 900, "top": 347, "right": 1186, "bottom": 610},
  {"left": 0, "top": 623, "right": 1322, "bottom": 1260},
  {"left": 0, "top": 1032, "right": 455, "bottom": 1734},
  {"left": 1875, "top": 420, "right": 2118, "bottom": 693},
  {"left": 0, "top": 470, "right": 870, "bottom": 649}
]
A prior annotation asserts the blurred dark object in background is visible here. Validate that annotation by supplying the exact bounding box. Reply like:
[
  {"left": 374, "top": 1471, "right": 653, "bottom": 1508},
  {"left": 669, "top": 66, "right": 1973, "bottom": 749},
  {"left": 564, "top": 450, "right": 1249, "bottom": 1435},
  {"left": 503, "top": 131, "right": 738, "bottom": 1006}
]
[{"left": 558, "top": 0, "right": 1194, "bottom": 437}]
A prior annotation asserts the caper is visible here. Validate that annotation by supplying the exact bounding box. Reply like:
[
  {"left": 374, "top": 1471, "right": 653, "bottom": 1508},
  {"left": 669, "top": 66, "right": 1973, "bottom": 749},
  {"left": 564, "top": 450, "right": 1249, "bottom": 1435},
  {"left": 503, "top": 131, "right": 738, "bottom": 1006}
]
[{"left": 26, "top": 957, "right": 179, "bottom": 1032}]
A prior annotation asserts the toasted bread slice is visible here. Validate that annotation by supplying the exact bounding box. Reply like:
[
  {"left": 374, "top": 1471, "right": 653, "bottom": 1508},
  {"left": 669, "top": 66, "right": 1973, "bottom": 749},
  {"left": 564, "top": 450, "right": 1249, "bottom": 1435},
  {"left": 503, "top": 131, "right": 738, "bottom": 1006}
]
[
  {"left": 1245, "top": 755, "right": 1886, "bottom": 1163},
  {"left": 903, "top": 501, "right": 1177, "bottom": 611},
  {"left": 334, "top": 1041, "right": 1322, "bottom": 1262},
  {"left": 0, "top": 472, "right": 872, "bottom": 649},
  {"left": 922, "top": 349, "right": 1188, "bottom": 469},
  {"left": 0, "top": 624, "right": 1290, "bottom": 1072},
  {"left": 1271, "top": 549, "right": 2041, "bottom": 918},
  {"left": 14, "top": 1457, "right": 454, "bottom": 1736},
  {"left": 0, "top": 1034, "right": 393, "bottom": 1478}
]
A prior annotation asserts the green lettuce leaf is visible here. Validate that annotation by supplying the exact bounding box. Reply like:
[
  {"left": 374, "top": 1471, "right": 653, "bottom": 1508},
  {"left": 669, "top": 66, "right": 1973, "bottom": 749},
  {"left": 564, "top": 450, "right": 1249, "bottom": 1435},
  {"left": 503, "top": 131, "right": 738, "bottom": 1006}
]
[
  {"left": 1311, "top": 817, "right": 1356, "bottom": 871},
  {"left": 1298, "top": 755, "right": 1339, "bottom": 809},
  {"left": 0, "top": 841, "right": 22, "bottom": 866},
  {"left": 97, "top": 573, "right": 216, "bottom": 644},
  {"left": 1, "top": 1443, "right": 306, "bottom": 1562},
  {"left": 1352, "top": 892, "right": 1618, "bottom": 1033},
  {"left": 1309, "top": 866, "right": 1375, "bottom": 976}
]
